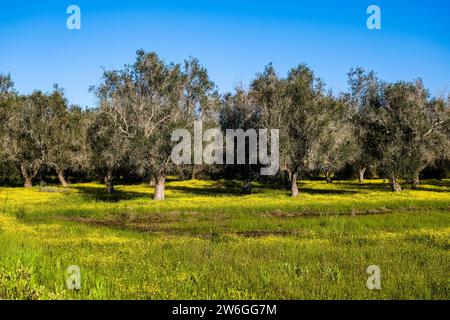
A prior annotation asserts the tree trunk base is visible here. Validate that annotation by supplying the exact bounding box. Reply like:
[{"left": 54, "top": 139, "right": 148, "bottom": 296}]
[
  {"left": 325, "top": 172, "right": 333, "bottom": 184},
  {"left": 57, "top": 170, "right": 69, "bottom": 187},
  {"left": 153, "top": 174, "right": 166, "bottom": 201},
  {"left": 390, "top": 178, "right": 402, "bottom": 192},
  {"left": 105, "top": 171, "right": 115, "bottom": 194},
  {"left": 358, "top": 168, "right": 367, "bottom": 184},
  {"left": 411, "top": 177, "right": 420, "bottom": 190},
  {"left": 21, "top": 164, "right": 36, "bottom": 188},
  {"left": 291, "top": 172, "right": 299, "bottom": 197}
]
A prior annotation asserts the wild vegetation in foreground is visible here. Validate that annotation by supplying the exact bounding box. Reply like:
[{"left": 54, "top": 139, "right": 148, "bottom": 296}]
[{"left": 0, "top": 179, "right": 449, "bottom": 300}]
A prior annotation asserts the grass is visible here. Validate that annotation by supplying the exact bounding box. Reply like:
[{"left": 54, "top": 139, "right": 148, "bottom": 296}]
[{"left": 0, "top": 179, "right": 449, "bottom": 300}]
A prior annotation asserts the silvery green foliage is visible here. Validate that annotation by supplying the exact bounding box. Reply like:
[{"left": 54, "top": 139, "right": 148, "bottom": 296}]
[
  {"left": 90, "top": 51, "right": 216, "bottom": 198},
  {"left": 375, "top": 80, "right": 449, "bottom": 189},
  {"left": 251, "top": 64, "right": 337, "bottom": 195}
]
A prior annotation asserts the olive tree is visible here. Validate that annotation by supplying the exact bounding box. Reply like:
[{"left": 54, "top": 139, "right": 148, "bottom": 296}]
[
  {"left": 0, "top": 74, "right": 17, "bottom": 181},
  {"left": 92, "top": 50, "right": 215, "bottom": 199},
  {"left": 308, "top": 96, "right": 358, "bottom": 183},
  {"left": 5, "top": 92, "right": 47, "bottom": 187},
  {"left": 251, "top": 64, "right": 336, "bottom": 196},
  {"left": 42, "top": 87, "right": 88, "bottom": 187},
  {"left": 250, "top": 64, "right": 289, "bottom": 187},
  {"left": 180, "top": 57, "right": 218, "bottom": 180},
  {"left": 400, "top": 85, "right": 449, "bottom": 188},
  {"left": 219, "top": 88, "right": 262, "bottom": 193},
  {"left": 374, "top": 80, "right": 448, "bottom": 191},
  {"left": 87, "top": 106, "right": 129, "bottom": 193},
  {"left": 347, "top": 68, "right": 384, "bottom": 183}
]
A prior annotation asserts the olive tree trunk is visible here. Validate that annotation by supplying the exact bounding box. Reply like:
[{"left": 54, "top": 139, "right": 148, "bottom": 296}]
[
  {"left": 291, "top": 172, "right": 299, "bottom": 197},
  {"left": 389, "top": 176, "right": 402, "bottom": 192},
  {"left": 105, "top": 170, "right": 114, "bottom": 194},
  {"left": 411, "top": 174, "right": 420, "bottom": 189},
  {"left": 358, "top": 167, "right": 367, "bottom": 184},
  {"left": 153, "top": 173, "right": 166, "bottom": 201},
  {"left": 191, "top": 166, "right": 199, "bottom": 180},
  {"left": 23, "top": 176, "right": 33, "bottom": 188},
  {"left": 56, "top": 168, "right": 69, "bottom": 187},
  {"left": 20, "top": 164, "right": 35, "bottom": 188},
  {"left": 325, "top": 171, "right": 333, "bottom": 184}
]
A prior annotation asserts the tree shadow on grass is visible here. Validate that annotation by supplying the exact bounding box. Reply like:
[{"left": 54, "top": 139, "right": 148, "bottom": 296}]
[
  {"left": 298, "top": 188, "right": 358, "bottom": 195},
  {"left": 74, "top": 183, "right": 252, "bottom": 201},
  {"left": 168, "top": 185, "right": 251, "bottom": 196},
  {"left": 337, "top": 182, "right": 391, "bottom": 192},
  {"left": 419, "top": 180, "right": 450, "bottom": 188},
  {"left": 338, "top": 180, "right": 450, "bottom": 193},
  {"left": 73, "top": 186, "right": 149, "bottom": 203},
  {"left": 410, "top": 187, "right": 450, "bottom": 193}
]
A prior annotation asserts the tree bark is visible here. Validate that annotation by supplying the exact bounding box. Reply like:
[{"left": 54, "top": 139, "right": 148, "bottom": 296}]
[
  {"left": 24, "top": 177, "right": 33, "bottom": 188},
  {"left": 358, "top": 167, "right": 367, "bottom": 184},
  {"left": 291, "top": 172, "right": 299, "bottom": 197},
  {"left": 56, "top": 168, "right": 69, "bottom": 187},
  {"left": 153, "top": 172, "right": 166, "bottom": 201},
  {"left": 325, "top": 171, "right": 333, "bottom": 184},
  {"left": 389, "top": 176, "right": 402, "bottom": 192},
  {"left": 105, "top": 170, "right": 114, "bottom": 194},
  {"left": 20, "top": 164, "right": 33, "bottom": 188},
  {"left": 411, "top": 174, "right": 420, "bottom": 189},
  {"left": 191, "top": 166, "right": 198, "bottom": 180}
]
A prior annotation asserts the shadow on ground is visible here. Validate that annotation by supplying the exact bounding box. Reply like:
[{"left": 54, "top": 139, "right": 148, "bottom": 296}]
[
  {"left": 73, "top": 186, "right": 149, "bottom": 202},
  {"left": 71, "top": 179, "right": 449, "bottom": 202}
]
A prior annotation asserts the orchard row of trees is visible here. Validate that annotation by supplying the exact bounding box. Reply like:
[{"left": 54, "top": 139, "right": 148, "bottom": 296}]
[{"left": 1, "top": 50, "right": 449, "bottom": 199}]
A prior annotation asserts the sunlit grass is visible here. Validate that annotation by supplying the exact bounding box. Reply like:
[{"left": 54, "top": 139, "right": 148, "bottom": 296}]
[
  {"left": 1, "top": 179, "right": 448, "bottom": 218},
  {"left": 0, "top": 179, "right": 449, "bottom": 299}
]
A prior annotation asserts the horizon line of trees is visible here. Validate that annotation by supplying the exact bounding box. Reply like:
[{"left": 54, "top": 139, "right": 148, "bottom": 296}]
[{"left": 1, "top": 50, "right": 449, "bottom": 200}]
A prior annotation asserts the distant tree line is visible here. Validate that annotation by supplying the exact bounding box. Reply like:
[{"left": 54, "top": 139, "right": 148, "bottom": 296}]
[{"left": 1, "top": 50, "right": 449, "bottom": 199}]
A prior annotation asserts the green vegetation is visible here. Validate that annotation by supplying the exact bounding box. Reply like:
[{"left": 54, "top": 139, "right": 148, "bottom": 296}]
[{"left": 0, "top": 179, "right": 449, "bottom": 300}]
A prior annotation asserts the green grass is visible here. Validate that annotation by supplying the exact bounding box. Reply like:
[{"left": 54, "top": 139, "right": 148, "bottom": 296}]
[{"left": 0, "top": 179, "right": 449, "bottom": 300}]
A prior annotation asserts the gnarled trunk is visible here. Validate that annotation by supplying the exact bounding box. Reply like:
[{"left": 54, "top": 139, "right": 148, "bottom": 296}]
[
  {"left": 389, "top": 176, "right": 402, "bottom": 192},
  {"left": 291, "top": 172, "right": 299, "bottom": 197},
  {"left": 24, "top": 177, "right": 33, "bottom": 188},
  {"left": 105, "top": 170, "right": 114, "bottom": 194},
  {"left": 358, "top": 167, "right": 367, "bottom": 184},
  {"left": 153, "top": 173, "right": 166, "bottom": 201},
  {"left": 411, "top": 166, "right": 425, "bottom": 189},
  {"left": 20, "top": 164, "right": 34, "bottom": 188},
  {"left": 56, "top": 168, "right": 69, "bottom": 187},
  {"left": 412, "top": 163, "right": 429, "bottom": 189}
]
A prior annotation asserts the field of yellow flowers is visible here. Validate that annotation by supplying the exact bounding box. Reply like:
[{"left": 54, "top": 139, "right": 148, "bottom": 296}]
[{"left": 0, "top": 179, "right": 449, "bottom": 299}]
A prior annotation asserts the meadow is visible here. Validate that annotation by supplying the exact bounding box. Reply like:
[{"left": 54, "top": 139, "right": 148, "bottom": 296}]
[{"left": 0, "top": 179, "right": 449, "bottom": 300}]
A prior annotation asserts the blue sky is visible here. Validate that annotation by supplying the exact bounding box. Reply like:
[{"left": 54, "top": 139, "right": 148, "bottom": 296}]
[{"left": 0, "top": 0, "right": 449, "bottom": 107}]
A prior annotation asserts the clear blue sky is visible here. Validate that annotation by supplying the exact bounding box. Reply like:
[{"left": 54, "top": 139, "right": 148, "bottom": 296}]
[{"left": 0, "top": 0, "right": 449, "bottom": 107}]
